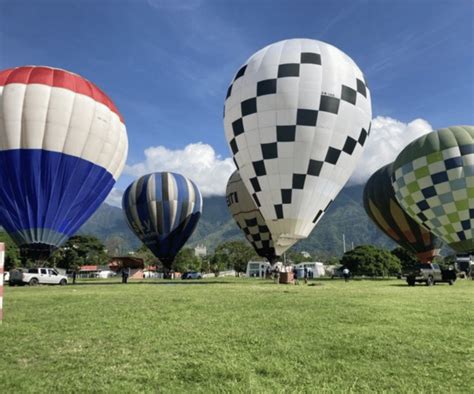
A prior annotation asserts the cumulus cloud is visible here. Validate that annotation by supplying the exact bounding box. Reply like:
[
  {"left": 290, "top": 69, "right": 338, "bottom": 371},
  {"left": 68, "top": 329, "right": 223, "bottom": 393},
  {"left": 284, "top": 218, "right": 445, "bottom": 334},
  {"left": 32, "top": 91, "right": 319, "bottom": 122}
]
[
  {"left": 124, "top": 143, "right": 236, "bottom": 196},
  {"left": 348, "top": 116, "right": 432, "bottom": 185},
  {"left": 109, "top": 116, "right": 431, "bottom": 206},
  {"left": 105, "top": 187, "right": 124, "bottom": 208}
]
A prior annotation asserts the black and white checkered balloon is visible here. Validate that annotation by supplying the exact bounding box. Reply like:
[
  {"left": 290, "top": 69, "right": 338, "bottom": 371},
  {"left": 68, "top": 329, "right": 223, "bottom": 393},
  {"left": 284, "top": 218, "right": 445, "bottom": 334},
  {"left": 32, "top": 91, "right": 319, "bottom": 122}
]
[
  {"left": 226, "top": 170, "right": 277, "bottom": 263},
  {"left": 224, "top": 39, "right": 372, "bottom": 255}
]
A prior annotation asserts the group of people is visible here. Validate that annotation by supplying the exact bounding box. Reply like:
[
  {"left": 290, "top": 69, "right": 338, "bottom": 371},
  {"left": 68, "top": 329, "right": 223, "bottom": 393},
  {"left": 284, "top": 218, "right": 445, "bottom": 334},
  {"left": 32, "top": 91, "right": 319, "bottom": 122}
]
[
  {"left": 292, "top": 266, "right": 309, "bottom": 285},
  {"left": 267, "top": 265, "right": 351, "bottom": 284}
]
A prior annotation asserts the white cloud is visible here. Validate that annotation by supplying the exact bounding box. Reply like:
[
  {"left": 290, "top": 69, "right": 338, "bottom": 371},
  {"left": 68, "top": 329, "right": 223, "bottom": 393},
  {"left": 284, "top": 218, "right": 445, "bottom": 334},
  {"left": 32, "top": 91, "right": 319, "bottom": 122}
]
[
  {"left": 110, "top": 116, "right": 431, "bottom": 206},
  {"left": 349, "top": 116, "right": 432, "bottom": 185},
  {"left": 124, "top": 142, "right": 236, "bottom": 197},
  {"left": 105, "top": 188, "right": 124, "bottom": 208}
]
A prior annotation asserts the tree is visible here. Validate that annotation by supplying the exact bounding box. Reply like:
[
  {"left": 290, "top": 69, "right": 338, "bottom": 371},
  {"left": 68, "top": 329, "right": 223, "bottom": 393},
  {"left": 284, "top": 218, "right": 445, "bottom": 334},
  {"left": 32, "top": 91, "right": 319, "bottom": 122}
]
[
  {"left": 391, "top": 247, "right": 418, "bottom": 272},
  {"left": 56, "top": 248, "right": 81, "bottom": 271},
  {"left": 212, "top": 241, "right": 257, "bottom": 274},
  {"left": 324, "top": 256, "right": 341, "bottom": 266},
  {"left": 200, "top": 256, "right": 211, "bottom": 273},
  {"left": 67, "top": 235, "right": 107, "bottom": 261},
  {"left": 341, "top": 245, "right": 401, "bottom": 277},
  {"left": 51, "top": 235, "right": 107, "bottom": 269},
  {"left": 172, "top": 248, "right": 201, "bottom": 272},
  {"left": 0, "top": 231, "right": 20, "bottom": 270},
  {"left": 134, "top": 244, "right": 160, "bottom": 267},
  {"left": 209, "top": 252, "right": 228, "bottom": 275},
  {"left": 105, "top": 235, "right": 128, "bottom": 256},
  {"left": 286, "top": 251, "right": 313, "bottom": 264}
]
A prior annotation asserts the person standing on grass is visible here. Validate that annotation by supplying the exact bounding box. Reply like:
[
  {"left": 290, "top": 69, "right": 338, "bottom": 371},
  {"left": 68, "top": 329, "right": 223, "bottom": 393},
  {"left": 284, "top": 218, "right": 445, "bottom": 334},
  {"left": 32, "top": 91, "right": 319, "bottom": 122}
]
[
  {"left": 304, "top": 266, "right": 308, "bottom": 284},
  {"left": 122, "top": 267, "right": 129, "bottom": 284},
  {"left": 72, "top": 269, "right": 77, "bottom": 285},
  {"left": 273, "top": 265, "right": 280, "bottom": 284},
  {"left": 343, "top": 267, "right": 350, "bottom": 282},
  {"left": 293, "top": 267, "right": 298, "bottom": 285}
]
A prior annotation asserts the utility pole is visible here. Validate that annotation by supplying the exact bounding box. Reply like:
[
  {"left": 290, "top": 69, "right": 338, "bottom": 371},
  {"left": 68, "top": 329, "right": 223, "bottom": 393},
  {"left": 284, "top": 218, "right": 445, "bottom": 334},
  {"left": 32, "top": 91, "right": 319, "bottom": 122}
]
[{"left": 342, "top": 233, "right": 346, "bottom": 254}]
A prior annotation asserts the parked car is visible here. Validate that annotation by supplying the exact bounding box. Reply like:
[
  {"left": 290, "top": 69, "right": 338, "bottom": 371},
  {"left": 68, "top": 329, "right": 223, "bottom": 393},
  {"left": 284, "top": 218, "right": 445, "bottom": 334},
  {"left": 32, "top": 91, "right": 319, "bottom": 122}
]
[
  {"left": 9, "top": 267, "right": 68, "bottom": 286},
  {"left": 181, "top": 272, "right": 202, "bottom": 280},
  {"left": 403, "top": 263, "right": 456, "bottom": 286}
]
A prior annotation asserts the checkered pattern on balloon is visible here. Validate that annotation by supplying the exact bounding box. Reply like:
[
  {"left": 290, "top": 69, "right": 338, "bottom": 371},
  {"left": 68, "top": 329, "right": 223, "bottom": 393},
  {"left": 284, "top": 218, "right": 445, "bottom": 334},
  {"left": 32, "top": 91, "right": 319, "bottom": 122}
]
[{"left": 224, "top": 39, "right": 372, "bottom": 254}]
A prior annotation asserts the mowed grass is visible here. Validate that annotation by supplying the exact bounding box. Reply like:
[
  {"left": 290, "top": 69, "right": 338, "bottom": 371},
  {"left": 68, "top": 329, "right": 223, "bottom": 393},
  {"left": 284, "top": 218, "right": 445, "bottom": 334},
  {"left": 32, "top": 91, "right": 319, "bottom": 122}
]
[{"left": 0, "top": 278, "right": 472, "bottom": 393}]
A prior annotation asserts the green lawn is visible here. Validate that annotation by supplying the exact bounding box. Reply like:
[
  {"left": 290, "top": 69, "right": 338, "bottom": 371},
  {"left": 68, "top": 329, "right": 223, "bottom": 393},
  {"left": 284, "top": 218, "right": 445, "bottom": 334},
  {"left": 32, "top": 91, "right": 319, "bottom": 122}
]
[{"left": 1, "top": 278, "right": 472, "bottom": 393}]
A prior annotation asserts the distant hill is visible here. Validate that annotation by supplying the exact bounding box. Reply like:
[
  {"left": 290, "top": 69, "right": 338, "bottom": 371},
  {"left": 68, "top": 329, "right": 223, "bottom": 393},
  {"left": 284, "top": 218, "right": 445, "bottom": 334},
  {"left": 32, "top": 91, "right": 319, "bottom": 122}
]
[{"left": 78, "top": 185, "right": 396, "bottom": 257}]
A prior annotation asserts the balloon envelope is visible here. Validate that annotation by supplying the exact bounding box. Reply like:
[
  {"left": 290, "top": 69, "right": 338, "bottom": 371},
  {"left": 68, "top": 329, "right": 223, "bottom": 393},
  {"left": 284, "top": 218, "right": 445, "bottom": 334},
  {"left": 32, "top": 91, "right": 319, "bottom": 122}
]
[
  {"left": 392, "top": 126, "right": 474, "bottom": 253},
  {"left": 363, "top": 163, "right": 442, "bottom": 262},
  {"left": 0, "top": 66, "right": 128, "bottom": 259},
  {"left": 122, "top": 172, "right": 202, "bottom": 267},
  {"left": 223, "top": 39, "right": 372, "bottom": 255},
  {"left": 226, "top": 170, "right": 277, "bottom": 262}
]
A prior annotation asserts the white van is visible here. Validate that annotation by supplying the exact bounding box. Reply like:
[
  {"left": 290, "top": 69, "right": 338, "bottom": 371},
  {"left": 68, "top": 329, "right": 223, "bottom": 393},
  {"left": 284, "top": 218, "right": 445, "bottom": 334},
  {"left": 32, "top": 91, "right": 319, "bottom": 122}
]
[{"left": 294, "top": 262, "right": 325, "bottom": 278}]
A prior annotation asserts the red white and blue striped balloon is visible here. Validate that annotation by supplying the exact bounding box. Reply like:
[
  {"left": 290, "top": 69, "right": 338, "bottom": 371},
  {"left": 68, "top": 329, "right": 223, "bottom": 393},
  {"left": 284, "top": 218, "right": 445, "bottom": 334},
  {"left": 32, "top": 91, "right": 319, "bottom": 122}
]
[
  {"left": 122, "top": 172, "right": 203, "bottom": 268},
  {"left": 0, "top": 66, "right": 128, "bottom": 259}
]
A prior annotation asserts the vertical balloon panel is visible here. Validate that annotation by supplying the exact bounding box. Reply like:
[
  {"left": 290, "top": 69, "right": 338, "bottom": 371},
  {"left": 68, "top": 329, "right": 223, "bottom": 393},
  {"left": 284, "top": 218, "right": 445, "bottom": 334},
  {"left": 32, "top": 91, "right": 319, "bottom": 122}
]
[{"left": 122, "top": 172, "right": 203, "bottom": 268}]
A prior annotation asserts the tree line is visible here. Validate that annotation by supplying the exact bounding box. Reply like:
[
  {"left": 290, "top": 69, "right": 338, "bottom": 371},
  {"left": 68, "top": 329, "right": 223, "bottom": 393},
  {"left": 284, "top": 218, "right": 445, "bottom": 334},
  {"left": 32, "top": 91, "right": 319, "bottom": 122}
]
[{"left": 1, "top": 231, "right": 455, "bottom": 276}]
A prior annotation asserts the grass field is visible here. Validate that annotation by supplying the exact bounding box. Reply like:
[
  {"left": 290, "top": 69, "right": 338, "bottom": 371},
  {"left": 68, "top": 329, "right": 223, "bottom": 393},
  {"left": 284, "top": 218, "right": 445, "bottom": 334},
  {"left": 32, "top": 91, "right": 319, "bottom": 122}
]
[{"left": 1, "top": 277, "right": 472, "bottom": 393}]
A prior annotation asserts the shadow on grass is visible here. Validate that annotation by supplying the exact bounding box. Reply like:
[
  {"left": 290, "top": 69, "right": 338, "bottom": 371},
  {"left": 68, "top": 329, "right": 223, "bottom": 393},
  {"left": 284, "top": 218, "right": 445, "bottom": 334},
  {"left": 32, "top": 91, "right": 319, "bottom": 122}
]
[
  {"left": 72, "top": 280, "right": 234, "bottom": 286},
  {"left": 389, "top": 284, "right": 414, "bottom": 287},
  {"left": 388, "top": 283, "right": 453, "bottom": 287}
]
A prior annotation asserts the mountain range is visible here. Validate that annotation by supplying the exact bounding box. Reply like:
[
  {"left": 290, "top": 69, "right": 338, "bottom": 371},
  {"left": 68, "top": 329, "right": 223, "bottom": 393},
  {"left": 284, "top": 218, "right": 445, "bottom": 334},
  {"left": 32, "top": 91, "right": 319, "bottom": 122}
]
[{"left": 78, "top": 185, "right": 397, "bottom": 258}]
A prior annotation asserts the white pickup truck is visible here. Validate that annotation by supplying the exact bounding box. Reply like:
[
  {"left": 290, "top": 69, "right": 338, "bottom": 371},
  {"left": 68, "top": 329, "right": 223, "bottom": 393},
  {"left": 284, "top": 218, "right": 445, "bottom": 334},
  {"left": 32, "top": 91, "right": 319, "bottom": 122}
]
[{"left": 9, "top": 267, "right": 68, "bottom": 286}]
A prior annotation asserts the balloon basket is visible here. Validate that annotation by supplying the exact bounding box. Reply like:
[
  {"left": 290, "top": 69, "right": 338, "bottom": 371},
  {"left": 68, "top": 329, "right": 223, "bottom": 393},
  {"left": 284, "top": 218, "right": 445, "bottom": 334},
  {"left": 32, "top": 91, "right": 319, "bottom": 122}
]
[{"left": 279, "top": 272, "right": 293, "bottom": 284}]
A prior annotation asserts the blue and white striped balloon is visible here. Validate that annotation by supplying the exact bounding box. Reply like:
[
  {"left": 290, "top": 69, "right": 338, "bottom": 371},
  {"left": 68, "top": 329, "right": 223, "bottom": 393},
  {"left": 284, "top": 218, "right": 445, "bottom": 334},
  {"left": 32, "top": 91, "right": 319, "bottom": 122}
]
[{"left": 122, "top": 172, "right": 203, "bottom": 267}]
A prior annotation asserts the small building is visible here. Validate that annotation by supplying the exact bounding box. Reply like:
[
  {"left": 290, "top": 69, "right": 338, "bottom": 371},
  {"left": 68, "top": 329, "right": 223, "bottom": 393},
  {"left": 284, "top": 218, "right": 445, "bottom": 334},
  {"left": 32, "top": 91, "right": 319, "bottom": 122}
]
[
  {"left": 246, "top": 261, "right": 269, "bottom": 277},
  {"left": 108, "top": 256, "right": 144, "bottom": 271}
]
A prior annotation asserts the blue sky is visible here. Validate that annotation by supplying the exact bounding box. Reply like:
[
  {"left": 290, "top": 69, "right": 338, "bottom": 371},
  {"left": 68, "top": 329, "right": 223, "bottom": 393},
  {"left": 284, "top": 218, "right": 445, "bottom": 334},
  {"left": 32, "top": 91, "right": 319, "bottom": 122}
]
[{"left": 1, "top": 0, "right": 473, "bottom": 199}]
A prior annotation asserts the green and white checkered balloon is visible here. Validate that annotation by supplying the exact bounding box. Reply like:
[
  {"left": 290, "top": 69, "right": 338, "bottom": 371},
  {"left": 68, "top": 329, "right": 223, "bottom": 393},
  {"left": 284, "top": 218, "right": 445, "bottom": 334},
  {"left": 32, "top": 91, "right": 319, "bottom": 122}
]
[{"left": 392, "top": 126, "right": 474, "bottom": 253}]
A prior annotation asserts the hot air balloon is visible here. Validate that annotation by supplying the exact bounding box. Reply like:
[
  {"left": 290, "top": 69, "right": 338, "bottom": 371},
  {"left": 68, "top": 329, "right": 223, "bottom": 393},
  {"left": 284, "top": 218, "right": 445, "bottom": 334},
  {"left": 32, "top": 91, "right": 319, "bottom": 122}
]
[
  {"left": 0, "top": 66, "right": 128, "bottom": 260},
  {"left": 392, "top": 126, "right": 474, "bottom": 254},
  {"left": 223, "top": 39, "right": 372, "bottom": 255},
  {"left": 122, "top": 172, "right": 202, "bottom": 270},
  {"left": 226, "top": 170, "right": 277, "bottom": 263},
  {"left": 363, "top": 163, "right": 442, "bottom": 262}
]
